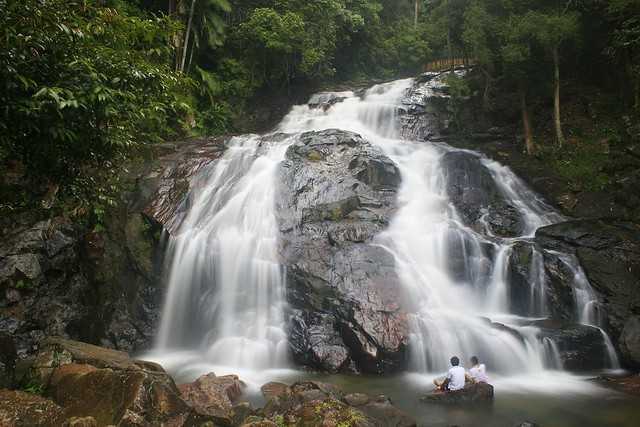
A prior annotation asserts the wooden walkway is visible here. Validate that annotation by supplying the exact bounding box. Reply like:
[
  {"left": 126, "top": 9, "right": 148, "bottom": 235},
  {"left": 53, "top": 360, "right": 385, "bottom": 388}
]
[{"left": 424, "top": 58, "right": 475, "bottom": 72}]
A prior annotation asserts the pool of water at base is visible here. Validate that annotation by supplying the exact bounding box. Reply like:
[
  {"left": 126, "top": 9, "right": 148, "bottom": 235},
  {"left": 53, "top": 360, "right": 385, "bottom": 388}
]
[{"left": 148, "top": 353, "right": 640, "bottom": 427}]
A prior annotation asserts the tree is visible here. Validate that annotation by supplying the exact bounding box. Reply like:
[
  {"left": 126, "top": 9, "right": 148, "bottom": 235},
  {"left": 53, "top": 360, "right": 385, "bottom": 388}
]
[
  {"left": 176, "top": 0, "right": 231, "bottom": 73},
  {"left": 462, "top": 0, "right": 496, "bottom": 110},
  {"left": 518, "top": 8, "right": 580, "bottom": 147}
]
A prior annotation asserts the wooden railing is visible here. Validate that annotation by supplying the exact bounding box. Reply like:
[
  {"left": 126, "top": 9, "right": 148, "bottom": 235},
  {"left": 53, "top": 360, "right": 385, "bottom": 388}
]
[{"left": 424, "top": 57, "right": 476, "bottom": 72}]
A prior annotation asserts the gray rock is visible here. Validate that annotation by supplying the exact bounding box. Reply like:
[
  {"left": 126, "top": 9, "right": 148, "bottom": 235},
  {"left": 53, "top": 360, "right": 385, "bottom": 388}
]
[
  {"left": 536, "top": 219, "right": 640, "bottom": 366},
  {"left": 421, "top": 382, "right": 494, "bottom": 405},
  {"left": 441, "top": 150, "right": 524, "bottom": 237},
  {"left": 276, "top": 130, "right": 409, "bottom": 374},
  {"left": 620, "top": 316, "right": 640, "bottom": 368}
]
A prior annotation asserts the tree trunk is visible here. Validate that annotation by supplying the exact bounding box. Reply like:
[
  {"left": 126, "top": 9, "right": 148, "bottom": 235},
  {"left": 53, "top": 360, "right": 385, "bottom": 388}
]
[
  {"left": 552, "top": 46, "right": 565, "bottom": 147},
  {"left": 520, "top": 87, "right": 535, "bottom": 155},
  {"left": 481, "top": 67, "right": 491, "bottom": 111},
  {"left": 414, "top": 0, "right": 419, "bottom": 28},
  {"left": 179, "top": 0, "right": 197, "bottom": 73}
]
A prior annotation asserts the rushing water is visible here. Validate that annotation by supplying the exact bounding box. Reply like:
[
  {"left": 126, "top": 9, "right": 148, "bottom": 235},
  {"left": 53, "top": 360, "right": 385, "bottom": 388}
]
[{"left": 148, "top": 74, "right": 622, "bottom": 403}]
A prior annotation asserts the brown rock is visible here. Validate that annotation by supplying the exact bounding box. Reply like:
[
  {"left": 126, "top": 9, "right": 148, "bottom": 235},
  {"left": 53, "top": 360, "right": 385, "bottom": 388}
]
[
  {"left": 260, "top": 382, "right": 290, "bottom": 400},
  {"left": 0, "top": 389, "right": 64, "bottom": 427},
  {"left": 178, "top": 373, "right": 245, "bottom": 424},
  {"left": 28, "top": 337, "right": 218, "bottom": 426}
]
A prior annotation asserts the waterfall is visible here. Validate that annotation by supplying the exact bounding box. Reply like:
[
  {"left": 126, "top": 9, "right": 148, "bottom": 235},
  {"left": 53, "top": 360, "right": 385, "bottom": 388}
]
[
  {"left": 152, "top": 134, "right": 291, "bottom": 375},
  {"left": 150, "top": 74, "right": 618, "bottom": 381}
]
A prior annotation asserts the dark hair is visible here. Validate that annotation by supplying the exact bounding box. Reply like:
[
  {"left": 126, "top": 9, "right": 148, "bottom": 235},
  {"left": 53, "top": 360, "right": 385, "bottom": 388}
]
[
  {"left": 471, "top": 356, "right": 479, "bottom": 365},
  {"left": 450, "top": 356, "right": 460, "bottom": 366}
]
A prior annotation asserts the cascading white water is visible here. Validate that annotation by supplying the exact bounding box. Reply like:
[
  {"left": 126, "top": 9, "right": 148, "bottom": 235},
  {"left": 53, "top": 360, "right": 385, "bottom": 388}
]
[
  {"left": 278, "top": 76, "right": 616, "bottom": 375},
  {"left": 150, "top": 74, "right": 618, "bottom": 383},
  {"left": 151, "top": 135, "right": 292, "bottom": 377}
]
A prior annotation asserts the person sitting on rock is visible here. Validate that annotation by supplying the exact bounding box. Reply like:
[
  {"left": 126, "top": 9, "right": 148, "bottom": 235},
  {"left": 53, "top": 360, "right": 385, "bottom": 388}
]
[
  {"left": 433, "top": 356, "right": 466, "bottom": 392},
  {"left": 467, "top": 356, "right": 489, "bottom": 384}
]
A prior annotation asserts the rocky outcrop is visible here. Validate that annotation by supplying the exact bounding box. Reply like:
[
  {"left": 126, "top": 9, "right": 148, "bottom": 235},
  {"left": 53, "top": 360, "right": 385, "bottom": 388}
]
[
  {"left": 137, "top": 137, "right": 227, "bottom": 233},
  {"left": 399, "top": 72, "right": 456, "bottom": 141},
  {"left": 276, "top": 129, "right": 409, "bottom": 374},
  {"left": 535, "top": 219, "right": 640, "bottom": 365},
  {"left": 254, "top": 381, "right": 416, "bottom": 427},
  {"left": 0, "top": 137, "right": 228, "bottom": 365},
  {"left": 440, "top": 150, "right": 524, "bottom": 237},
  {"left": 0, "top": 212, "right": 161, "bottom": 362},
  {"left": 420, "top": 382, "right": 494, "bottom": 405},
  {"left": 26, "top": 337, "right": 222, "bottom": 426}
]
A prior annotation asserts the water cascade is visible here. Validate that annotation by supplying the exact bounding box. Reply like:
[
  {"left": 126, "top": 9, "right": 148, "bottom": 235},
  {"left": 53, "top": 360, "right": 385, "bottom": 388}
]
[{"left": 150, "top": 74, "right": 619, "bottom": 382}]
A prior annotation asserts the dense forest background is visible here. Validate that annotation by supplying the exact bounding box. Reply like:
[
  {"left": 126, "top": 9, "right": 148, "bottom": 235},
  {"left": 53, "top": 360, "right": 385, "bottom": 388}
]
[{"left": 2, "top": 0, "right": 639, "bottom": 221}]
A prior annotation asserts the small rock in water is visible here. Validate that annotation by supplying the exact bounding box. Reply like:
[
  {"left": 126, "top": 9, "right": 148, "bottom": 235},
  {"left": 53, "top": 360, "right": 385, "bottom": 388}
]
[{"left": 421, "top": 383, "right": 494, "bottom": 405}]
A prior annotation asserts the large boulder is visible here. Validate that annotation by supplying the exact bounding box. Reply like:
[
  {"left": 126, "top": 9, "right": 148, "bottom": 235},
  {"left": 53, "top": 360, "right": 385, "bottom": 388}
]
[
  {"left": 440, "top": 150, "right": 524, "bottom": 237},
  {"left": 178, "top": 372, "right": 245, "bottom": 424},
  {"left": 276, "top": 130, "right": 409, "bottom": 374},
  {"left": 535, "top": 219, "right": 640, "bottom": 364},
  {"left": 27, "top": 337, "right": 219, "bottom": 426}
]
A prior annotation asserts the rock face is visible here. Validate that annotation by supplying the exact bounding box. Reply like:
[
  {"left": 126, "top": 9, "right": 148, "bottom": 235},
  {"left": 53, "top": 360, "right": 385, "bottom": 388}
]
[
  {"left": 276, "top": 129, "right": 409, "bottom": 374},
  {"left": 0, "top": 213, "right": 161, "bottom": 362},
  {"left": 530, "top": 319, "right": 611, "bottom": 371},
  {"left": 535, "top": 219, "right": 640, "bottom": 366},
  {"left": 620, "top": 317, "right": 640, "bottom": 368},
  {"left": 421, "top": 382, "right": 494, "bottom": 405},
  {"left": 27, "top": 337, "right": 220, "bottom": 426},
  {"left": 440, "top": 150, "right": 523, "bottom": 237},
  {"left": 254, "top": 381, "right": 416, "bottom": 427},
  {"left": 0, "top": 137, "right": 227, "bottom": 367}
]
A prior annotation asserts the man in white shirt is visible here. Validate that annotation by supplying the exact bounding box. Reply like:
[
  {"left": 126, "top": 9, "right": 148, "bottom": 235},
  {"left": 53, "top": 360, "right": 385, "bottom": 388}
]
[
  {"left": 467, "top": 356, "right": 489, "bottom": 384},
  {"left": 433, "top": 356, "right": 466, "bottom": 392}
]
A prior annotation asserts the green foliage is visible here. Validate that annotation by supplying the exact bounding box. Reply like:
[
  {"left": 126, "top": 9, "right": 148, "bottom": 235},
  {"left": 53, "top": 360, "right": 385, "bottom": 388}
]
[
  {"left": 445, "top": 72, "right": 471, "bottom": 128},
  {"left": 21, "top": 379, "right": 44, "bottom": 395},
  {"left": 1, "top": 0, "right": 192, "bottom": 185}
]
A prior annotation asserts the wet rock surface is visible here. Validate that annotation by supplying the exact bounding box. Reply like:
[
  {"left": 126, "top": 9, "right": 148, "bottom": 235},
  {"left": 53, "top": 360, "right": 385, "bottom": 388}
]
[
  {"left": 420, "top": 382, "right": 494, "bottom": 405},
  {"left": 138, "top": 137, "right": 227, "bottom": 233},
  {"left": 276, "top": 129, "right": 409, "bottom": 374},
  {"left": 535, "top": 219, "right": 640, "bottom": 365},
  {"left": 254, "top": 380, "right": 416, "bottom": 427},
  {"left": 594, "top": 374, "right": 640, "bottom": 396},
  {"left": 527, "top": 319, "right": 610, "bottom": 371},
  {"left": 440, "top": 150, "right": 524, "bottom": 237}
]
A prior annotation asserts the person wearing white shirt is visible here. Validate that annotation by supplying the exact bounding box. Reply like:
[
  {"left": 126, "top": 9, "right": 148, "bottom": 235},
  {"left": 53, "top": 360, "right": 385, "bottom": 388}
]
[
  {"left": 467, "top": 356, "right": 489, "bottom": 384},
  {"left": 433, "top": 356, "right": 466, "bottom": 392}
]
